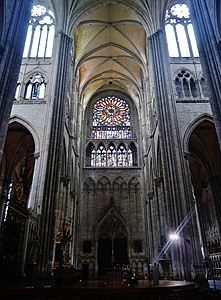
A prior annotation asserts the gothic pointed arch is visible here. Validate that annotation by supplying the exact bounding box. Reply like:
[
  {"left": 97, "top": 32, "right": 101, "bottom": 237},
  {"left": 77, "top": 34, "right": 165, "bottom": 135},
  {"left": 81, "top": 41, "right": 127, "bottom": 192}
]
[
  {"left": 96, "top": 142, "right": 106, "bottom": 167},
  {"left": 186, "top": 118, "right": 221, "bottom": 256},
  {"left": 24, "top": 73, "right": 47, "bottom": 100},
  {"left": 96, "top": 206, "right": 129, "bottom": 274},
  {"left": 128, "top": 142, "right": 138, "bottom": 166},
  {"left": 174, "top": 69, "right": 199, "bottom": 99},
  {"left": 113, "top": 176, "right": 127, "bottom": 187},
  {"left": 83, "top": 177, "right": 96, "bottom": 191},
  {"left": 0, "top": 121, "right": 35, "bottom": 277},
  {"left": 9, "top": 115, "right": 40, "bottom": 152},
  {"left": 86, "top": 142, "right": 95, "bottom": 166},
  {"left": 96, "top": 206, "right": 128, "bottom": 240},
  {"left": 97, "top": 176, "right": 111, "bottom": 190},
  {"left": 129, "top": 176, "right": 141, "bottom": 190}
]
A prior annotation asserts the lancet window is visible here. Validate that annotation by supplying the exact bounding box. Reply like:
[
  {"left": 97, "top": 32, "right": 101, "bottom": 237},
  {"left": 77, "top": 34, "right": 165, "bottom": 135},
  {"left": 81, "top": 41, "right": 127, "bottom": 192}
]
[
  {"left": 23, "top": 5, "right": 55, "bottom": 58},
  {"left": 87, "top": 143, "right": 135, "bottom": 167},
  {"left": 15, "top": 82, "right": 21, "bottom": 100},
  {"left": 25, "top": 74, "right": 46, "bottom": 100},
  {"left": 165, "top": 2, "right": 199, "bottom": 58}
]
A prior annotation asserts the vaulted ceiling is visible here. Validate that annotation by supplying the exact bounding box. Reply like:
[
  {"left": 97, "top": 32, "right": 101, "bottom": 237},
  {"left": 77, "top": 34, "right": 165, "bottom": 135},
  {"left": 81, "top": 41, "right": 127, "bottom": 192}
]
[
  {"left": 49, "top": 0, "right": 169, "bottom": 107},
  {"left": 73, "top": 3, "right": 147, "bottom": 107}
]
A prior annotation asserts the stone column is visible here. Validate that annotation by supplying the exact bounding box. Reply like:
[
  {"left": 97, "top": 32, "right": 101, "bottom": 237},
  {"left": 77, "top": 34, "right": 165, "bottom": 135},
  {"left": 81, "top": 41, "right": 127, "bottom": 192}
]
[
  {"left": 0, "top": 0, "right": 32, "bottom": 160},
  {"left": 190, "top": 0, "right": 221, "bottom": 148},
  {"left": 148, "top": 30, "right": 197, "bottom": 279},
  {"left": 38, "top": 31, "right": 72, "bottom": 274},
  {"left": 210, "top": 174, "right": 221, "bottom": 236}
]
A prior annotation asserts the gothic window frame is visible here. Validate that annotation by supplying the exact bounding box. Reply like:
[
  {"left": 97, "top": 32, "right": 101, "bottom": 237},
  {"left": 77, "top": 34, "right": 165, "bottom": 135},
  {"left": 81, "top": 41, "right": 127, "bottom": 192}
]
[
  {"left": 107, "top": 143, "right": 117, "bottom": 167},
  {"left": 128, "top": 142, "right": 138, "bottom": 166},
  {"left": 174, "top": 69, "right": 209, "bottom": 100},
  {"left": 91, "top": 95, "right": 132, "bottom": 140},
  {"left": 87, "top": 91, "right": 137, "bottom": 139},
  {"left": 84, "top": 91, "right": 139, "bottom": 168},
  {"left": 23, "top": 4, "right": 55, "bottom": 59},
  {"left": 14, "top": 82, "right": 21, "bottom": 101},
  {"left": 24, "top": 73, "right": 47, "bottom": 101},
  {"left": 165, "top": 1, "right": 199, "bottom": 59}
]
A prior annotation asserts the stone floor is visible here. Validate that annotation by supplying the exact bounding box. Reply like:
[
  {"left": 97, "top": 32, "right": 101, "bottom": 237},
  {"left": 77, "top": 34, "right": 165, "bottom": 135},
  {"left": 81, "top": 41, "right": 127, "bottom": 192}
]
[{"left": 0, "top": 278, "right": 220, "bottom": 300}]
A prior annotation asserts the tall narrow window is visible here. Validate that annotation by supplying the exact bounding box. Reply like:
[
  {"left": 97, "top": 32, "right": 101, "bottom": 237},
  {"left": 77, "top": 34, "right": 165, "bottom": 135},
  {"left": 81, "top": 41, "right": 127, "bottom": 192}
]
[
  {"left": 25, "top": 74, "right": 46, "bottom": 100},
  {"left": 14, "top": 82, "right": 21, "bottom": 100},
  {"left": 97, "top": 144, "right": 106, "bottom": 167},
  {"left": 23, "top": 5, "right": 55, "bottom": 58},
  {"left": 117, "top": 144, "right": 127, "bottom": 167},
  {"left": 174, "top": 70, "right": 201, "bottom": 99},
  {"left": 165, "top": 3, "right": 199, "bottom": 58},
  {"left": 107, "top": 144, "right": 117, "bottom": 167}
]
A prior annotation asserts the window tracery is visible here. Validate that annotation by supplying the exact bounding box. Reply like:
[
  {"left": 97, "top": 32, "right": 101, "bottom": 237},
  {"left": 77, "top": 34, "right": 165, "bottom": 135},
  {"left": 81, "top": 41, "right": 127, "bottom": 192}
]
[
  {"left": 86, "top": 142, "right": 137, "bottom": 168},
  {"left": 23, "top": 4, "right": 55, "bottom": 58},
  {"left": 165, "top": 2, "right": 199, "bottom": 58},
  {"left": 86, "top": 93, "right": 138, "bottom": 168},
  {"left": 92, "top": 96, "right": 131, "bottom": 139},
  {"left": 25, "top": 74, "right": 46, "bottom": 100},
  {"left": 174, "top": 70, "right": 208, "bottom": 99}
]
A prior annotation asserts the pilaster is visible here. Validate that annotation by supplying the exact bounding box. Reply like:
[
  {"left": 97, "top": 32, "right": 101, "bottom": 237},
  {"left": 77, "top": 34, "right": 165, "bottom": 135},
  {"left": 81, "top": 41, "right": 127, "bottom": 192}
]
[
  {"left": 148, "top": 29, "right": 196, "bottom": 279},
  {"left": 38, "top": 31, "right": 72, "bottom": 274},
  {"left": 0, "top": 0, "right": 32, "bottom": 160},
  {"left": 190, "top": 0, "right": 221, "bottom": 148}
]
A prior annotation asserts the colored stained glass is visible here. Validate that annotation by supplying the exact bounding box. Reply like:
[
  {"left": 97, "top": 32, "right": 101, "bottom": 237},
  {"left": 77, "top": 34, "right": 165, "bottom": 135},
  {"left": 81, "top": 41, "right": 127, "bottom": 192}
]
[
  {"left": 87, "top": 95, "right": 137, "bottom": 167},
  {"left": 92, "top": 96, "right": 132, "bottom": 139},
  {"left": 93, "top": 96, "right": 130, "bottom": 126}
]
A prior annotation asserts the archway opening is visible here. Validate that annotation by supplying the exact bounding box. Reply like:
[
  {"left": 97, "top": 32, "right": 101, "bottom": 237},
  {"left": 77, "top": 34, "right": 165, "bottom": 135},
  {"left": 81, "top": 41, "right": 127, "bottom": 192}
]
[{"left": 0, "top": 121, "right": 35, "bottom": 278}]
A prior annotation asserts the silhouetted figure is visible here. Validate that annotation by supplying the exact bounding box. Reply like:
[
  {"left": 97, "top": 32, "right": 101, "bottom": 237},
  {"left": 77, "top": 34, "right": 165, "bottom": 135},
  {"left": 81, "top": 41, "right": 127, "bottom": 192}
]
[{"left": 152, "top": 263, "right": 160, "bottom": 286}]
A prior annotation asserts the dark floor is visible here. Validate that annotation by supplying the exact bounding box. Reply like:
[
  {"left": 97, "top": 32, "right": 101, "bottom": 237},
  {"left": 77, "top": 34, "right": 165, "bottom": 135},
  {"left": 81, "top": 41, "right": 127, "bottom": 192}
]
[{"left": 0, "top": 277, "right": 221, "bottom": 300}]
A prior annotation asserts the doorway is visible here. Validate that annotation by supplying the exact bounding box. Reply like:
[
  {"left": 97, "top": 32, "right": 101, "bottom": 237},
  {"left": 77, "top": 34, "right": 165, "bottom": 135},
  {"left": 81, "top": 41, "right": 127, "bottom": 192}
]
[{"left": 98, "top": 236, "right": 128, "bottom": 275}]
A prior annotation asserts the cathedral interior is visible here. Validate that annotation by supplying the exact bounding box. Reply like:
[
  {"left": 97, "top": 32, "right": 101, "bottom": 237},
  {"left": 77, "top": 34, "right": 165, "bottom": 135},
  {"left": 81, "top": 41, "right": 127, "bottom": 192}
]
[{"left": 1, "top": 0, "right": 221, "bottom": 297}]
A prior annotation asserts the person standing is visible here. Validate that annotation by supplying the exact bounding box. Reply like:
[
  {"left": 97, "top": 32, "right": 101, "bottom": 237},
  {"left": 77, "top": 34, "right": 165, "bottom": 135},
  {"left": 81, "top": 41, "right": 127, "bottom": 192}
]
[{"left": 152, "top": 263, "right": 160, "bottom": 286}]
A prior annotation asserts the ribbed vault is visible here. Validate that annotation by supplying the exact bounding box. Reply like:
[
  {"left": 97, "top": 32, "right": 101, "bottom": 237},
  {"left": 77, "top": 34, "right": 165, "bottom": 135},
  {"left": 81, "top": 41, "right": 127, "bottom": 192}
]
[{"left": 47, "top": 0, "right": 169, "bottom": 108}]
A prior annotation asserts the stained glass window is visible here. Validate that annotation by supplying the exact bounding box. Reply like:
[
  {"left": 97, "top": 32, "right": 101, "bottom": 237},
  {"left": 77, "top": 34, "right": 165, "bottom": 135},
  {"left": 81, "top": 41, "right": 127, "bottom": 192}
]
[
  {"left": 87, "top": 94, "right": 138, "bottom": 167},
  {"left": 117, "top": 144, "right": 127, "bottom": 167},
  {"left": 25, "top": 74, "right": 46, "bottom": 100},
  {"left": 107, "top": 144, "right": 117, "bottom": 167},
  {"left": 86, "top": 143, "right": 137, "bottom": 167},
  {"left": 165, "top": 3, "right": 199, "bottom": 58},
  {"left": 97, "top": 145, "right": 106, "bottom": 167},
  {"left": 92, "top": 96, "right": 131, "bottom": 139}
]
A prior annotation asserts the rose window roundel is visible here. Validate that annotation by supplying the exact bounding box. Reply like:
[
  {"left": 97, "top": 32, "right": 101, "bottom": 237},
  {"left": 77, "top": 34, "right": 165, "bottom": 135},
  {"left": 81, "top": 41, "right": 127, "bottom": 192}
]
[
  {"left": 92, "top": 96, "right": 131, "bottom": 139},
  {"left": 87, "top": 94, "right": 137, "bottom": 167},
  {"left": 93, "top": 96, "right": 130, "bottom": 126}
]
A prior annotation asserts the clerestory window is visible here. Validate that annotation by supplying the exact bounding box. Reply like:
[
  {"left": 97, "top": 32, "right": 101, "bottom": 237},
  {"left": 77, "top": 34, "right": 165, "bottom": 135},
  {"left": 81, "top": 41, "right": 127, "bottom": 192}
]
[
  {"left": 165, "top": 2, "right": 199, "bottom": 58},
  {"left": 23, "top": 5, "right": 55, "bottom": 58}
]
